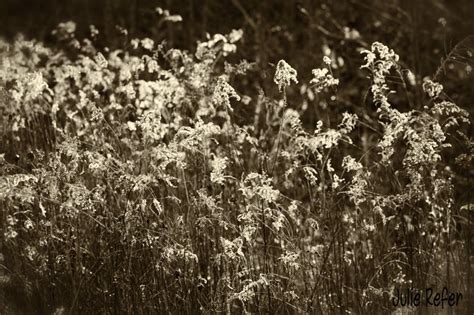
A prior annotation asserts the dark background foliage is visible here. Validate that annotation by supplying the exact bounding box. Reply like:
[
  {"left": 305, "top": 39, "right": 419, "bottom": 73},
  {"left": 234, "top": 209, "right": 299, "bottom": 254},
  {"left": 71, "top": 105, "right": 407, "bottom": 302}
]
[{"left": 1, "top": 0, "right": 473, "bottom": 72}]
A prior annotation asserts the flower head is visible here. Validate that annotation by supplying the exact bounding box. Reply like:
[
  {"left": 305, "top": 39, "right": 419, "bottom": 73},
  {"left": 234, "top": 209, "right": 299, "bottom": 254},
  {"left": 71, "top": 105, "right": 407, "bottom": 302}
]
[{"left": 274, "top": 60, "right": 298, "bottom": 92}]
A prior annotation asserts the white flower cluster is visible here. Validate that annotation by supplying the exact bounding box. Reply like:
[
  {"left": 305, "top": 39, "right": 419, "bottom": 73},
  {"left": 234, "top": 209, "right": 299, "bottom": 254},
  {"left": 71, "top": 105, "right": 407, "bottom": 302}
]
[
  {"left": 274, "top": 60, "right": 298, "bottom": 92},
  {"left": 342, "top": 156, "right": 369, "bottom": 207},
  {"left": 240, "top": 173, "right": 280, "bottom": 203},
  {"left": 303, "top": 166, "right": 318, "bottom": 186},
  {"left": 220, "top": 237, "right": 244, "bottom": 261},
  {"left": 278, "top": 250, "right": 301, "bottom": 270},
  {"left": 422, "top": 79, "right": 443, "bottom": 98},
  {"left": 210, "top": 156, "right": 228, "bottom": 185},
  {"left": 231, "top": 274, "right": 268, "bottom": 303},
  {"left": 338, "top": 112, "right": 358, "bottom": 135},
  {"left": 283, "top": 108, "right": 304, "bottom": 134},
  {"left": 310, "top": 68, "right": 339, "bottom": 93},
  {"left": 10, "top": 72, "right": 48, "bottom": 103},
  {"left": 212, "top": 76, "right": 241, "bottom": 112},
  {"left": 361, "top": 42, "right": 400, "bottom": 111},
  {"left": 196, "top": 29, "right": 243, "bottom": 60}
]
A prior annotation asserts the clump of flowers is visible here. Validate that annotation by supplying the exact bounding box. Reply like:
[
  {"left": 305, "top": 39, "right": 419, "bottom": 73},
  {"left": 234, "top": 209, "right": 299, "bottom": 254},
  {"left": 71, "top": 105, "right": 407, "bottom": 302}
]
[
  {"left": 196, "top": 29, "right": 243, "bottom": 60},
  {"left": 274, "top": 60, "right": 298, "bottom": 92},
  {"left": 310, "top": 58, "right": 339, "bottom": 93},
  {"left": 422, "top": 78, "right": 444, "bottom": 98},
  {"left": 361, "top": 41, "right": 400, "bottom": 111},
  {"left": 212, "top": 75, "right": 241, "bottom": 112},
  {"left": 210, "top": 156, "right": 228, "bottom": 185}
]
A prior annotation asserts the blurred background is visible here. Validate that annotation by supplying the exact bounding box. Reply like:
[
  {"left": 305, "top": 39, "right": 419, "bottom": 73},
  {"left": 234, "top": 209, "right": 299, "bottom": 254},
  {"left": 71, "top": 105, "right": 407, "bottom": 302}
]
[{"left": 1, "top": 0, "right": 473, "bottom": 74}]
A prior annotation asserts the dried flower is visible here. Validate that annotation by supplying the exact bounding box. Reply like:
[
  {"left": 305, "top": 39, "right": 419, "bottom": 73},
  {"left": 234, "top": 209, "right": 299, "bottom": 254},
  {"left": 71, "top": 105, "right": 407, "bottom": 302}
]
[
  {"left": 423, "top": 79, "right": 443, "bottom": 98},
  {"left": 274, "top": 60, "right": 298, "bottom": 92},
  {"left": 310, "top": 68, "right": 339, "bottom": 93}
]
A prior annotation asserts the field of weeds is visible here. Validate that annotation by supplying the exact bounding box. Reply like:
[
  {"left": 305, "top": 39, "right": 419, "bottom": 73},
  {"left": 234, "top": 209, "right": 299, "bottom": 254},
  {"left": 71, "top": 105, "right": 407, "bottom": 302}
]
[{"left": 0, "top": 1, "right": 473, "bottom": 314}]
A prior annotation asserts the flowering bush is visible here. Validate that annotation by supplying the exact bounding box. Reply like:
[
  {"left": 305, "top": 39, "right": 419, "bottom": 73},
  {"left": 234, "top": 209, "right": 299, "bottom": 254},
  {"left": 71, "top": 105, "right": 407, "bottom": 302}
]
[{"left": 0, "top": 20, "right": 472, "bottom": 314}]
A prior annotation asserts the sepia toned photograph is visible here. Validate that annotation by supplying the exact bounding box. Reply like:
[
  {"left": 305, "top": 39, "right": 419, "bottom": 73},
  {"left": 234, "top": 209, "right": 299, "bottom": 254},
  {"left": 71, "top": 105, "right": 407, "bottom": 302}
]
[{"left": 0, "top": 0, "right": 473, "bottom": 314}]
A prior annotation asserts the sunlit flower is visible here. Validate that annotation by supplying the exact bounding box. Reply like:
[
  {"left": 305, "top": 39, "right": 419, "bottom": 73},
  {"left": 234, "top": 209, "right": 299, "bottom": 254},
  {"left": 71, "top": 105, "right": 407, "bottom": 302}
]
[{"left": 274, "top": 60, "right": 298, "bottom": 92}]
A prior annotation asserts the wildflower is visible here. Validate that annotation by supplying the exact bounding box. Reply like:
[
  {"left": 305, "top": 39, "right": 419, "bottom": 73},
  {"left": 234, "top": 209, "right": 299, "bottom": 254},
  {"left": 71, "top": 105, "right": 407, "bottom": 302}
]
[
  {"left": 231, "top": 275, "right": 268, "bottom": 302},
  {"left": 331, "top": 174, "right": 344, "bottom": 189},
  {"left": 141, "top": 38, "right": 155, "bottom": 50},
  {"left": 361, "top": 49, "right": 376, "bottom": 69},
  {"left": 342, "top": 156, "right": 363, "bottom": 172},
  {"left": 131, "top": 39, "right": 140, "bottom": 49},
  {"left": 24, "top": 219, "right": 34, "bottom": 230},
  {"left": 361, "top": 43, "right": 399, "bottom": 101},
  {"left": 303, "top": 166, "right": 318, "bottom": 186},
  {"left": 240, "top": 173, "right": 280, "bottom": 203},
  {"left": 138, "top": 110, "right": 164, "bottom": 142},
  {"left": 310, "top": 68, "right": 339, "bottom": 93},
  {"left": 364, "top": 221, "right": 376, "bottom": 232},
  {"left": 146, "top": 58, "right": 159, "bottom": 73},
  {"left": 326, "top": 159, "right": 335, "bottom": 173},
  {"left": 241, "top": 225, "right": 257, "bottom": 243},
  {"left": 323, "top": 56, "right": 332, "bottom": 65},
  {"left": 274, "top": 60, "right": 298, "bottom": 92},
  {"left": 228, "top": 29, "right": 244, "bottom": 43},
  {"left": 212, "top": 76, "right": 240, "bottom": 112},
  {"left": 5, "top": 228, "right": 18, "bottom": 239},
  {"left": 283, "top": 109, "right": 303, "bottom": 134},
  {"left": 259, "top": 185, "right": 280, "bottom": 203},
  {"left": 25, "top": 246, "right": 37, "bottom": 261},
  {"left": 338, "top": 112, "right": 358, "bottom": 134},
  {"left": 279, "top": 250, "right": 300, "bottom": 269},
  {"left": 196, "top": 30, "right": 242, "bottom": 60},
  {"left": 430, "top": 101, "right": 469, "bottom": 128},
  {"left": 288, "top": 201, "right": 298, "bottom": 220},
  {"left": 342, "top": 156, "right": 369, "bottom": 207},
  {"left": 361, "top": 47, "right": 398, "bottom": 112},
  {"left": 220, "top": 237, "right": 244, "bottom": 261},
  {"left": 127, "top": 121, "right": 137, "bottom": 131},
  {"left": 89, "top": 103, "right": 104, "bottom": 121},
  {"left": 422, "top": 79, "right": 443, "bottom": 98},
  {"left": 210, "top": 156, "right": 228, "bottom": 185},
  {"left": 272, "top": 211, "right": 286, "bottom": 231},
  {"left": 15, "top": 72, "right": 49, "bottom": 102},
  {"left": 305, "top": 129, "right": 342, "bottom": 152},
  {"left": 6, "top": 215, "right": 18, "bottom": 226}
]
